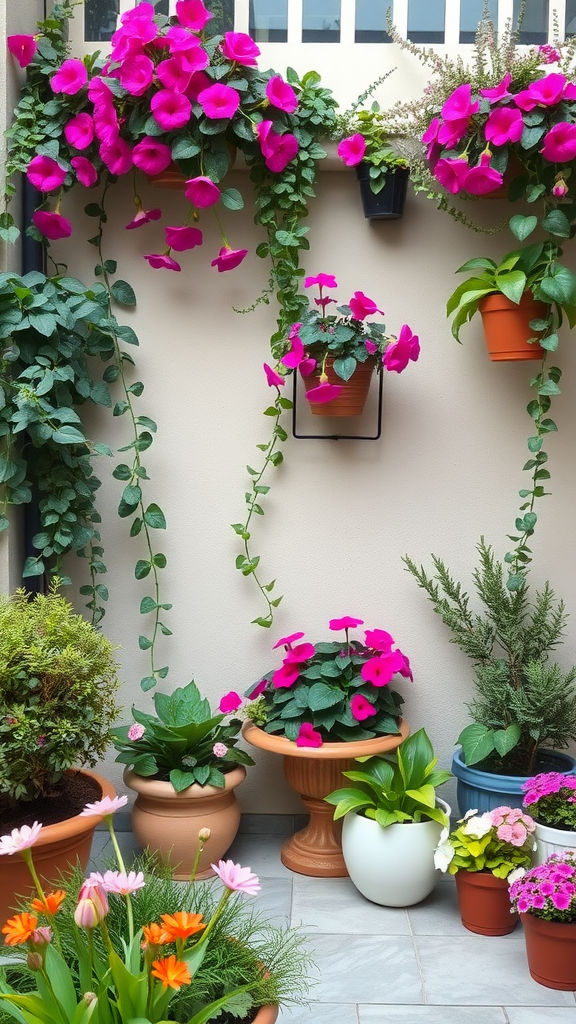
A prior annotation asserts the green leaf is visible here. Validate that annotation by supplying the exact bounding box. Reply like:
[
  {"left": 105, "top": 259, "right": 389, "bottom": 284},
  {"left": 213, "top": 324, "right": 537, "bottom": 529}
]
[
  {"left": 494, "top": 270, "right": 527, "bottom": 305},
  {"left": 493, "top": 723, "right": 521, "bottom": 757},
  {"left": 140, "top": 596, "right": 158, "bottom": 614},
  {"left": 51, "top": 425, "right": 87, "bottom": 445},
  {"left": 110, "top": 280, "right": 137, "bottom": 306},
  {"left": 509, "top": 214, "right": 537, "bottom": 242},
  {"left": 141, "top": 676, "right": 157, "bottom": 692},
  {"left": 542, "top": 209, "right": 571, "bottom": 238},
  {"left": 220, "top": 187, "right": 244, "bottom": 210},
  {"left": 138, "top": 635, "right": 153, "bottom": 650},
  {"left": 457, "top": 723, "right": 495, "bottom": 766},
  {"left": 135, "top": 560, "right": 151, "bottom": 580},
  {"left": 143, "top": 504, "right": 166, "bottom": 529}
]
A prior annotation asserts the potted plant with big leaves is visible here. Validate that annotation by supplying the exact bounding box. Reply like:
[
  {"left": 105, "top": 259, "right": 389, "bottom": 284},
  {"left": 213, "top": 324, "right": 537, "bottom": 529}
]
[
  {"left": 335, "top": 96, "right": 410, "bottom": 220},
  {"left": 324, "top": 728, "right": 451, "bottom": 906},
  {"left": 113, "top": 680, "right": 254, "bottom": 879}
]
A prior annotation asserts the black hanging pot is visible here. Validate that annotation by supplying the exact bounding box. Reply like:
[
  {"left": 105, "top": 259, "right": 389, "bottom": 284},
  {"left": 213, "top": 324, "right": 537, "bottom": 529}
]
[{"left": 355, "top": 163, "right": 409, "bottom": 220}]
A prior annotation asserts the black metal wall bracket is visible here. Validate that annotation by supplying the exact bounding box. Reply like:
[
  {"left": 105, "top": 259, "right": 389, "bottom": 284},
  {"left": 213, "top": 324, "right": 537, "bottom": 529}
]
[{"left": 291, "top": 369, "right": 383, "bottom": 440}]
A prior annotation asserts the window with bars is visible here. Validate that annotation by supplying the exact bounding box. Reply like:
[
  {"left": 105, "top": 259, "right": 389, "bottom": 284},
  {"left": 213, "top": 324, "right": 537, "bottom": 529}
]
[{"left": 355, "top": 0, "right": 391, "bottom": 43}]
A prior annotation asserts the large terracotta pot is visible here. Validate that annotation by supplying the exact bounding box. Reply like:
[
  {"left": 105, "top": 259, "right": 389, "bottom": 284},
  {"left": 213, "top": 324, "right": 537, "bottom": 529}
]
[
  {"left": 451, "top": 747, "right": 576, "bottom": 817},
  {"left": 478, "top": 290, "right": 548, "bottom": 361},
  {"left": 302, "top": 358, "right": 376, "bottom": 417},
  {"left": 124, "top": 766, "right": 246, "bottom": 879},
  {"left": 533, "top": 820, "right": 576, "bottom": 865},
  {"left": 0, "top": 769, "right": 116, "bottom": 930},
  {"left": 242, "top": 720, "right": 410, "bottom": 877},
  {"left": 252, "top": 1005, "right": 278, "bottom": 1024},
  {"left": 521, "top": 913, "right": 576, "bottom": 990},
  {"left": 454, "top": 870, "right": 517, "bottom": 935}
]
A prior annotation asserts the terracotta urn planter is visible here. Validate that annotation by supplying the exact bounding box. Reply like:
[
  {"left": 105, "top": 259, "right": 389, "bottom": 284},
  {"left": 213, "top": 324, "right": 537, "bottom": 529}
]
[
  {"left": 521, "top": 913, "right": 576, "bottom": 989},
  {"left": 454, "top": 870, "right": 518, "bottom": 935},
  {"left": 0, "top": 769, "right": 116, "bottom": 931},
  {"left": 302, "top": 358, "right": 376, "bottom": 417},
  {"left": 242, "top": 720, "right": 410, "bottom": 877},
  {"left": 123, "top": 766, "right": 246, "bottom": 879},
  {"left": 478, "top": 290, "right": 548, "bottom": 361}
]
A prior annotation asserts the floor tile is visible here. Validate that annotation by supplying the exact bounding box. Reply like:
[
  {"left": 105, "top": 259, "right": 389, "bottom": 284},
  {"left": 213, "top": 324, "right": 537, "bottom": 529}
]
[
  {"left": 242, "top": 876, "right": 293, "bottom": 926},
  {"left": 291, "top": 875, "right": 410, "bottom": 934},
  {"left": 359, "top": 1007, "right": 507, "bottom": 1024},
  {"left": 278, "top": 1002, "right": 358, "bottom": 1023},
  {"left": 505, "top": 1006, "right": 576, "bottom": 1022},
  {"left": 226, "top": 833, "right": 294, "bottom": 878},
  {"left": 303, "top": 934, "right": 423, "bottom": 1004}
]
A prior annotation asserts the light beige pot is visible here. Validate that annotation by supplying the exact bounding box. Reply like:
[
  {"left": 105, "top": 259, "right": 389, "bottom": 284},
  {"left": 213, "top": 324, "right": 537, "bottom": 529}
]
[{"left": 123, "top": 766, "right": 246, "bottom": 879}]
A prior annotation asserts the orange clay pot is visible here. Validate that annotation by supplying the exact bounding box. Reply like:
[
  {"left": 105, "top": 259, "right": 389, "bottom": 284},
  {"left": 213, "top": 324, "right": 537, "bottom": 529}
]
[
  {"left": 302, "top": 358, "right": 376, "bottom": 417},
  {"left": 478, "top": 291, "right": 548, "bottom": 361}
]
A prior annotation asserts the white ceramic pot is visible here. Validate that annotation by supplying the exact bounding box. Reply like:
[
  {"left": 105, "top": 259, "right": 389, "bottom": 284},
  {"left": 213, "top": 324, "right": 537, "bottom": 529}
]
[
  {"left": 341, "top": 798, "right": 451, "bottom": 907},
  {"left": 534, "top": 821, "right": 576, "bottom": 865}
]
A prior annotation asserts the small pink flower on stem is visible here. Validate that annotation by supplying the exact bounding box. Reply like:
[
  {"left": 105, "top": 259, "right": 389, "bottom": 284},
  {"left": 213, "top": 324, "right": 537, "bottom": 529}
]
[
  {"left": 480, "top": 72, "right": 512, "bottom": 101},
  {"left": 64, "top": 113, "right": 94, "bottom": 150},
  {"left": 71, "top": 156, "right": 98, "bottom": 187},
  {"left": 198, "top": 83, "right": 240, "bottom": 119},
  {"left": 281, "top": 334, "right": 304, "bottom": 369},
  {"left": 213, "top": 742, "right": 228, "bottom": 757},
  {"left": 273, "top": 632, "right": 305, "bottom": 649},
  {"left": 219, "top": 691, "right": 242, "bottom": 713},
  {"left": 361, "top": 651, "right": 405, "bottom": 687},
  {"left": 552, "top": 177, "right": 569, "bottom": 197},
  {"left": 176, "top": 0, "right": 213, "bottom": 31},
  {"left": 93, "top": 869, "right": 145, "bottom": 894},
  {"left": 125, "top": 205, "right": 162, "bottom": 230},
  {"left": 32, "top": 211, "right": 72, "bottom": 240},
  {"left": 144, "top": 252, "right": 182, "bottom": 271},
  {"left": 296, "top": 722, "right": 323, "bottom": 748},
  {"left": 485, "top": 107, "right": 523, "bottom": 147},
  {"left": 364, "top": 628, "right": 394, "bottom": 652},
  {"left": 248, "top": 678, "right": 268, "bottom": 699},
  {"left": 337, "top": 134, "right": 366, "bottom": 166},
  {"left": 348, "top": 291, "right": 383, "bottom": 320},
  {"left": 211, "top": 859, "right": 261, "bottom": 894},
  {"left": 304, "top": 273, "right": 337, "bottom": 289},
  {"left": 7, "top": 34, "right": 37, "bottom": 68},
  {"left": 164, "top": 225, "right": 203, "bottom": 250},
  {"left": 434, "top": 156, "right": 470, "bottom": 194},
  {"left": 74, "top": 880, "right": 109, "bottom": 928},
  {"left": 132, "top": 137, "right": 173, "bottom": 175},
  {"left": 284, "top": 642, "right": 315, "bottom": 664},
  {"left": 128, "top": 723, "right": 146, "bottom": 741},
  {"left": 151, "top": 89, "right": 192, "bottom": 130},
  {"left": 99, "top": 137, "right": 133, "bottom": 176},
  {"left": 383, "top": 325, "right": 420, "bottom": 372},
  {"left": 541, "top": 122, "right": 576, "bottom": 162},
  {"left": 441, "top": 83, "right": 479, "bottom": 121},
  {"left": 211, "top": 246, "right": 248, "bottom": 272},
  {"left": 299, "top": 357, "right": 316, "bottom": 377},
  {"left": 0, "top": 822, "right": 42, "bottom": 856},
  {"left": 273, "top": 664, "right": 300, "bottom": 689},
  {"left": 464, "top": 153, "right": 504, "bottom": 196},
  {"left": 80, "top": 795, "right": 128, "bottom": 818},
  {"left": 330, "top": 616, "right": 364, "bottom": 631},
  {"left": 264, "top": 363, "right": 285, "bottom": 387},
  {"left": 119, "top": 53, "right": 154, "bottom": 95},
  {"left": 50, "top": 58, "right": 87, "bottom": 95}
]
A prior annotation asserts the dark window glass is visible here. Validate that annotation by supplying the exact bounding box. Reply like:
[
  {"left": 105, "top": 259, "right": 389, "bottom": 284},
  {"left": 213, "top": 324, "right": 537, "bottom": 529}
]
[
  {"left": 205, "top": 0, "right": 235, "bottom": 35},
  {"left": 84, "top": 0, "right": 119, "bottom": 41},
  {"left": 459, "top": 0, "right": 498, "bottom": 44},
  {"left": 249, "top": 0, "right": 288, "bottom": 42},
  {"left": 407, "top": 0, "right": 445, "bottom": 44},
  {"left": 355, "top": 0, "right": 391, "bottom": 42},
  {"left": 302, "top": 0, "right": 341, "bottom": 42},
  {"left": 566, "top": 0, "right": 576, "bottom": 37},
  {"left": 155, "top": 0, "right": 169, "bottom": 15},
  {"left": 513, "top": 0, "right": 548, "bottom": 45}
]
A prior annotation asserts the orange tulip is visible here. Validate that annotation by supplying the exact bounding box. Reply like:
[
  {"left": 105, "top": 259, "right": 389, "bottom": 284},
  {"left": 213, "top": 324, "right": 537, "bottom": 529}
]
[
  {"left": 30, "top": 890, "right": 66, "bottom": 915},
  {"left": 160, "top": 911, "right": 206, "bottom": 940},
  {"left": 2, "top": 912, "right": 38, "bottom": 945},
  {"left": 151, "top": 954, "right": 192, "bottom": 989}
]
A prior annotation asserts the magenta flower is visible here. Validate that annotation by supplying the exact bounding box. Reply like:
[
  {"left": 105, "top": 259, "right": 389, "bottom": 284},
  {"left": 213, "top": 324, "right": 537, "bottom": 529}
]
[
  {"left": 184, "top": 176, "right": 220, "bottom": 207},
  {"left": 441, "top": 83, "right": 479, "bottom": 121},
  {"left": 329, "top": 616, "right": 364, "bottom": 631},
  {"left": 99, "top": 137, "right": 133, "bottom": 176},
  {"left": 485, "top": 107, "right": 523, "bottom": 147},
  {"left": 7, "top": 34, "right": 37, "bottom": 68},
  {"left": 296, "top": 722, "right": 323, "bottom": 748},
  {"left": 164, "top": 225, "right": 203, "bottom": 250},
  {"left": 515, "top": 73, "right": 567, "bottom": 111},
  {"left": 266, "top": 75, "right": 298, "bottom": 113},
  {"left": 284, "top": 642, "right": 315, "bottom": 664},
  {"left": 365, "top": 628, "right": 394, "bottom": 652},
  {"left": 27, "top": 155, "right": 67, "bottom": 193},
  {"left": 281, "top": 334, "right": 304, "bottom": 369},
  {"left": 32, "top": 211, "right": 72, "bottom": 240},
  {"left": 221, "top": 32, "right": 261, "bottom": 66},
  {"left": 71, "top": 156, "right": 97, "bottom": 187},
  {"left": 337, "top": 134, "right": 367, "bottom": 166},
  {"left": 51, "top": 58, "right": 87, "bottom": 95},
  {"left": 132, "top": 137, "right": 173, "bottom": 176},
  {"left": 464, "top": 153, "right": 504, "bottom": 196},
  {"left": 349, "top": 291, "right": 383, "bottom": 320},
  {"left": 306, "top": 382, "right": 343, "bottom": 404},
  {"left": 437, "top": 117, "right": 470, "bottom": 148},
  {"left": 273, "top": 632, "right": 305, "bottom": 649},
  {"left": 119, "top": 54, "right": 154, "bottom": 95},
  {"left": 248, "top": 678, "right": 268, "bottom": 699},
  {"left": 398, "top": 653, "right": 413, "bottom": 681},
  {"left": 350, "top": 694, "right": 376, "bottom": 721},
  {"left": 128, "top": 723, "right": 146, "bottom": 740},
  {"left": 433, "top": 157, "right": 469, "bottom": 194},
  {"left": 541, "top": 122, "right": 576, "bottom": 162},
  {"left": 93, "top": 107, "right": 120, "bottom": 146},
  {"left": 219, "top": 691, "right": 243, "bottom": 713},
  {"left": 80, "top": 795, "right": 128, "bottom": 818},
  {"left": 539, "top": 44, "right": 561, "bottom": 64},
  {"left": 422, "top": 117, "right": 440, "bottom": 146},
  {"left": 361, "top": 651, "right": 405, "bottom": 687},
  {"left": 261, "top": 130, "right": 299, "bottom": 173},
  {"left": 480, "top": 73, "right": 513, "bottom": 101},
  {"left": 156, "top": 56, "right": 189, "bottom": 94},
  {"left": 175, "top": 0, "right": 213, "bottom": 31},
  {"left": 0, "top": 822, "right": 42, "bottom": 856},
  {"left": 273, "top": 664, "right": 300, "bottom": 689},
  {"left": 299, "top": 357, "right": 316, "bottom": 377},
  {"left": 210, "top": 246, "right": 248, "bottom": 272},
  {"left": 64, "top": 113, "right": 94, "bottom": 150},
  {"left": 211, "top": 859, "right": 261, "bottom": 894},
  {"left": 151, "top": 89, "right": 192, "bottom": 130},
  {"left": 144, "top": 253, "right": 182, "bottom": 271},
  {"left": 364, "top": 339, "right": 377, "bottom": 355},
  {"left": 185, "top": 70, "right": 211, "bottom": 101},
  {"left": 552, "top": 177, "right": 569, "bottom": 197},
  {"left": 198, "top": 82, "right": 240, "bottom": 119},
  {"left": 125, "top": 207, "right": 162, "bottom": 229},
  {"left": 383, "top": 324, "right": 420, "bottom": 373},
  {"left": 213, "top": 742, "right": 228, "bottom": 757},
  {"left": 264, "top": 363, "right": 285, "bottom": 387},
  {"left": 304, "top": 273, "right": 337, "bottom": 289}
]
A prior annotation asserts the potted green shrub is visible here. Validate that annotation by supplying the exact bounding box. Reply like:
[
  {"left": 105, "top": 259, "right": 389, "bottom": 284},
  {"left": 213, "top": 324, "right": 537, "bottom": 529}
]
[
  {"left": 335, "top": 101, "right": 410, "bottom": 219},
  {"left": 522, "top": 772, "right": 576, "bottom": 863},
  {"left": 113, "top": 680, "right": 255, "bottom": 878},
  {"left": 324, "top": 728, "right": 451, "bottom": 906},
  {"left": 403, "top": 539, "right": 576, "bottom": 814},
  {"left": 509, "top": 851, "right": 576, "bottom": 990},
  {"left": 0, "top": 583, "right": 121, "bottom": 924},
  {"left": 434, "top": 805, "right": 536, "bottom": 934}
]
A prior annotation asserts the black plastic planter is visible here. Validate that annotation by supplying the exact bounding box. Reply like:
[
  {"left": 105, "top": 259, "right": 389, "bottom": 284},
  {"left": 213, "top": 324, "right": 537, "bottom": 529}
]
[{"left": 355, "top": 163, "right": 409, "bottom": 220}]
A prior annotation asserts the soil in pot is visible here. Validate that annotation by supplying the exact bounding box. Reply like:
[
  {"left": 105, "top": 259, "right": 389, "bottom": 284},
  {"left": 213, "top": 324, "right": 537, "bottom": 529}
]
[{"left": 0, "top": 773, "right": 102, "bottom": 832}]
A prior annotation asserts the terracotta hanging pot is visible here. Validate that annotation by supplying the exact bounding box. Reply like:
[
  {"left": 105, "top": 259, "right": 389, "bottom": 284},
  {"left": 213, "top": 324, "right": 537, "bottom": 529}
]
[
  {"left": 0, "top": 769, "right": 116, "bottom": 932},
  {"left": 355, "top": 164, "right": 409, "bottom": 220},
  {"left": 302, "top": 358, "right": 376, "bottom": 417},
  {"left": 454, "top": 870, "right": 518, "bottom": 935},
  {"left": 482, "top": 152, "right": 526, "bottom": 199},
  {"left": 123, "top": 766, "right": 246, "bottom": 879},
  {"left": 478, "top": 290, "right": 548, "bottom": 361},
  {"left": 242, "top": 720, "right": 409, "bottom": 877},
  {"left": 521, "top": 913, "right": 576, "bottom": 989},
  {"left": 147, "top": 147, "right": 237, "bottom": 189}
]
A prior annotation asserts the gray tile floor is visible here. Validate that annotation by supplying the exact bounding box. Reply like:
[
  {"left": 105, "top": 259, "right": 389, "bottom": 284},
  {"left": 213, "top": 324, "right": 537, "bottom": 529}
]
[{"left": 90, "top": 827, "right": 576, "bottom": 1024}]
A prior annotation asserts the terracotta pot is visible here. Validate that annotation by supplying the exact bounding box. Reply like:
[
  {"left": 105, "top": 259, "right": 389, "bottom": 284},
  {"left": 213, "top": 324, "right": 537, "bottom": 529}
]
[
  {"left": 124, "top": 766, "right": 246, "bottom": 879},
  {"left": 478, "top": 291, "right": 548, "bottom": 361},
  {"left": 302, "top": 358, "right": 376, "bottom": 417},
  {"left": 521, "top": 913, "right": 576, "bottom": 990},
  {"left": 0, "top": 769, "right": 116, "bottom": 931},
  {"left": 242, "top": 720, "right": 410, "bottom": 877},
  {"left": 147, "top": 148, "right": 237, "bottom": 189},
  {"left": 455, "top": 870, "right": 518, "bottom": 935},
  {"left": 252, "top": 1005, "right": 278, "bottom": 1024},
  {"left": 354, "top": 163, "right": 409, "bottom": 220}
]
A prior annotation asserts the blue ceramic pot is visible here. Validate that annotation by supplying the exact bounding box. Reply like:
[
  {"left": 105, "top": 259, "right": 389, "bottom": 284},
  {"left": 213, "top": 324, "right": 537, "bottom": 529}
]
[{"left": 451, "top": 747, "right": 576, "bottom": 816}]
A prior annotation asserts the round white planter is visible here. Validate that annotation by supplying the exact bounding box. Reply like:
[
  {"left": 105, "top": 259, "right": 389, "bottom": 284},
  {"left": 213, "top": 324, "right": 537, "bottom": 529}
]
[
  {"left": 341, "top": 798, "right": 451, "bottom": 907},
  {"left": 534, "top": 821, "right": 576, "bottom": 865}
]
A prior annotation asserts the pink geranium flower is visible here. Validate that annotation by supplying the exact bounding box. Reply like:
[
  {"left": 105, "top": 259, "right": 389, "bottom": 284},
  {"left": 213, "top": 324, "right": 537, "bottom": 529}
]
[
  {"left": 272, "top": 632, "right": 305, "bottom": 649},
  {"left": 164, "top": 225, "right": 203, "bottom": 250},
  {"left": 0, "top": 822, "right": 42, "bottom": 856},
  {"left": 71, "top": 156, "right": 98, "bottom": 187},
  {"left": 264, "top": 363, "right": 285, "bottom": 387},
  {"left": 485, "top": 107, "right": 524, "bottom": 147},
  {"left": 79, "top": 795, "right": 128, "bottom": 818},
  {"left": 281, "top": 334, "right": 304, "bottom": 369},
  {"left": 221, "top": 32, "right": 261, "bottom": 66},
  {"left": 541, "top": 122, "right": 576, "bottom": 162},
  {"left": 144, "top": 253, "right": 182, "bottom": 271},
  {"left": 273, "top": 664, "right": 300, "bottom": 689},
  {"left": 211, "top": 859, "right": 261, "bottom": 894},
  {"left": 198, "top": 83, "right": 240, "bottom": 119},
  {"left": 361, "top": 651, "right": 405, "bottom": 687},
  {"left": 184, "top": 176, "right": 220, "bottom": 207},
  {"left": 32, "top": 211, "right": 72, "bottom": 240},
  {"left": 128, "top": 723, "right": 146, "bottom": 740},
  {"left": 337, "top": 134, "right": 366, "bottom": 166},
  {"left": 119, "top": 54, "right": 154, "bottom": 95},
  {"left": 296, "top": 722, "right": 323, "bottom": 748},
  {"left": 50, "top": 58, "right": 87, "bottom": 95},
  {"left": 213, "top": 742, "right": 228, "bottom": 757},
  {"left": 99, "top": 137, "right": 133, "bottom": 176},
  {"left": 329, "top": 616, "right": 364, "bottom": 631},
  {"left": 64, "top": 113, "right": 94, "bottom": 150},
  {"left": 350, "top": 694, "right": 376, "bottom": 721},
  {"left": 125, "top": 207, "right": 162, "bottom": 229},
  {"left": 175, "top": 0, "right": 213, "bottom": 31},
  {"left": 441, "top": 83, "right": 479, "bottom": 121},
  {"left": 383, "top": 324, "right": 420, "bottom": 373},
  {"left": 132, "top": 137, "right": 173, "bottom": 176},
  {"left": 349, "top": 291, "right": 383, "bottom": 320},
  {"left": 211, "top": 246, "right": 248, "bottom": 272},
  {"left": 7, "top": 35, "right": 38, "bottom": 68},
  {"left": 27, "top": 155, "right": 67, "bottom": 193},
  {"left": 151, "top": 89, "right": 192, "bottom": 130},
  {"left": 433, "top": 157, "right": 469, "bottom": 194},
  {"left": 219, "top": 691, "right": 242, "bottom": 713},
  {"left": 464, "top": 153, "right": 504, "bottom": 195},
  {"left": 266, "top": 75, "right": 298, "bottom": 113},
  {"left": 306, "top": 382, "right": 343, "bottom": 404}
]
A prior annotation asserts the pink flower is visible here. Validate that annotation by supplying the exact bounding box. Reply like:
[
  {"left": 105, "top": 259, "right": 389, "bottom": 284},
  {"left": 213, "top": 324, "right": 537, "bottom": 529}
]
[
  {"left": 273, "top": 632, "right": 305, "bottom": 649},
  {"left": 132, "top": 137, "right": 173, "bottom": 175},
  {"left": 304, "top": 273, "right": 337, "bottom": 289},
  {"left": 125, "top": 207, "right": 162, "bottom": 229},
  {"left": 0, "top": 822, "right": 42, "bottom": 856},
  {"left": 437, "top": 118, "right": 470, "bottom": 148},
  {"left": 64, "top": 113, "right": 94, "bottom": 150},
  {"left": 284, "top": 642, "right": 315, "bottom": 663},
  {"left": 305, "top": 383, "right": 343, "bottom": 404},
  {"left": 281, "top": 334, "right": 304, "bottom": 369},
  {"left": 210, "top": 246, "right": 248, "bottom": 272},
  {"left": 349, "top": 291, "right": 383, "bottom": 320},
  {"left": 32, "top": 211, "right": 72, "bottom": 240},
  {"left": 541, "top": 122, "right": 576, "bottom": 162},
  {"left": 74, "top": 880, "right": 109, "bottom": 928},
  {"left": 264, "top": 363, "right": 285, "bottom": 387},
  {"left": 156, "top": 56, "right": 190, "bottom": 93},
  {"left": 185, "top": 70, "right": 211, "bottom": 101},
  {"left": 441, "top": 83, "right": 479, "bottom": 121},
  {"left": 485, "top": 107, "right": 524, "bottom": 147},
  {"left": 211, "top": 859, "right": 261, "bottom": 894},
  {"left": 552, "top": 177, "right": 569, "bottom": 197},
  {"left": 398, "top": 653, "right": 413, "bottom": 681},
  {"left": 198, "top": 83, "right": 240, "bottom": 119},
  {"left": 71, "top": 156, "right": 97, "bottom": 187},
  {"left": 27, "top": 155, "right": 66, "bottom": 192},
  {"left": 464, "top": 153, "right": 504, "bottom": 196},
  {"left": 248, "top": 678, "right": 268, "bottom": 699},
  {"left": 383, "top": 324, "right": 420, "bottom": 373},
  {"left": 266, "top": 75, "right": 298, "bottom": 113},
  {"left": 337, "top": 134, "right": 366, "bottom": 166},
  {"left": 296, "top": 723, "right": 323, "bottom": 748},
  {"left": 164, "top": 225, "right": 203, "bottom": 250},
  {"left": 7, "top": 34, "right": 37, "bottom": 68},
  {"left": 151, "top": 89, "right": 192, "bottom": 130},
  {"left": 329, "top": 616, "right": 364, "bottom": 631},
  {"left": 364, "top": 339, "right": 377, "bottom": 355},
  {"left": 364, "top": 628, "right": 393, "bottom": 652},
  {"left": 99, "top": 137, "right": 133, "bottom": 176},
  {"left": 480, "top": 73, "right": 513, "bottom": 101},
  {"left": 221, "top": 32, "right": 261, "bottom": 66},
  {"left": 175, "top": 0, "right": 213, "bottom": 31},
  {"left": 422, "top": 117, "right": 440, "bottom": 146},
  {"left": 50, "top": 58, "right": 87, "bottom": 95},
  {"left": 144, "top": 252, "right": 182, "bottom": 272},
  {"left": 515, "top": 73, "right": 567, "bottom": 110},
  {"left": 128, "top": 723, "right": 146, "bottom": 740},
  {"left": 80, "top": 795, "right": 128, "bottom": 818},
  {"left": 433, "top": 157, "right": 469, "bottom": 194},
  {"left": 273, "top": 664, "right": 300, "bottom": 689},
  {"left": 94, "top": 870, "right": 145, "bottom": 894},
  {"left": 539, "top": 44, "right": 561, "bottom": 64},
  {"left": 264, "top": 131, "right": 299, "bottom": 173},
  {"left": 119, "top": 54, "right": 154, "bottom": 95},
  {"left": 361, "top": 651, "right": 405, "bottom": 687},
  {"left": 213, "top": 742, "right": 228, "bottom": 757},
  {"left": 184, "top": 176, "right": 220, "bottom": 207},
  {"left": 350, "top": 694, "right": 376, "bottom": 721},
  {"left": 32, "top": 926, "right": 52, "bottom": 945},
  {"left": 219, "top": 691, "right": 242, "bottom": 713},
  {"left": 299, "top": 357, "right": 317, "bottom": 377}
]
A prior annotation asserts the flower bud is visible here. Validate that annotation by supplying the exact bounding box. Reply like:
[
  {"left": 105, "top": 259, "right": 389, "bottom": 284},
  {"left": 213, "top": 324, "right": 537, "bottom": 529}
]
[
  {"left": 74, "top": 880, "right": 109, "bottom": 929},
  {"left": 26, "top": 952, "right": 43, "bottom": 971},
  {"left": 198, "top": 827, "right": 211, "bottom": 843},
  {"left": 552, "top": 177, "right": 569, "bottom": 198},
  {"left": 83, "top": 993, "right": 98, "bottom": 1006},
  {"left": 32, "top": 926, "right": 52, "bottom": 947}
]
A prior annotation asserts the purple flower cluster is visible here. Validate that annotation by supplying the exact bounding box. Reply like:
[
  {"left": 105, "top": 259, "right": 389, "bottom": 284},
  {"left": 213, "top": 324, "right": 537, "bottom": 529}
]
[
  {"left": 522, "top": 772, "right": 576, "bottom": 829},
  {"left": 509, "top": 853, "right": 576, "bottom": 922}
]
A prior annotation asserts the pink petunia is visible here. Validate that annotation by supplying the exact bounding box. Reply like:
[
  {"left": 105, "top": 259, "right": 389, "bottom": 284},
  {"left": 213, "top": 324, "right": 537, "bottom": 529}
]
[
  {"left": 132, "top": 137, "right": 173, "bottom": 176},
  {"left": 296, "top": 722, "right": 323, "bottom": 748},
  {"left": 211, "top": 246, "right": 248, "bottom": 272},
  {"left": 337, "top": 134, "right": 366, "bottom": 166},
  {"left": 99, "top": 137, "right": 133, "bottom": 176},
  {"left": 480, "top": 72, "right": 512, "bottom": 101},
  {"left": 32, "top": 211, "right": 72, "bottom": 240},
  {"left": 198, "top": 83, "right": 240, "bottom": 120},
  {"left": 151, "top": 89, "right": 192, "bottom": 130},
  {"left": 433, "top": 157, "right": 469, "bottom": 194},
  {"left": 515, "top": 73, "right": 567, "bottom": 111},
  {"left": 221, "top": 32, "right": 261, "bottom": 66},
  {"left": 541, "top": 121, "right": 576, "bottom": 162},
  {"left": 273, "top": 632, "right": 305, "bottom": 649},
  {"left": 281, "top": 334, "right": 304, "bottom": 369},
  {"left": 164, "top": 225, "right": 203, "bottom": 250},
  {"left": 284, "top": 642, "right": 315, "bottom": 664},
  {"left": 64, "top": 113, "right": 94, "bottom": 150},
  {"left": 156, "top": 56, "right": 191, "bottom": 93},
  {"left": 485, "top": 107, "right": 524, "bottom": 147},
  {"left": 305, "top": 382, "right": 343, "bottom": 404},
  {"left": 211, "top": 859, "right": 261, "bottom": 894},
  {"left": 71, "top": 156, "right": 98, "bottom": 187},
  {"left": 175, "top": 0, "right": 213, "bottom": 31},
  {"left": 361, "top": 651, "right": 405, "bottom": 687},
  {"left": 50, "top": 58, "right": 87, "bottom": 95},
  {"left": 80, "top": 795, "right": 128, "bottom": 818},
  {"left": 383, "top": 324, "right": 420, "bottom": 373},
  {"left": 119, "top": 54, "right": 154, "bottom": 96},
  {"left": 264, "top": 363, "right": 285, "bottom": 387},
  {"left": 184, "top": 176, "right": 220, "bottom": 207},
  {"left": 464, "top": 153, "right": 504, "bottom": 196},
  {"left": 441, "top": 83, "right": 479, "bottom": 121},
  {"left": 266, "top": 75, "right": 298, "bottom": 113},
  {"left": 261, "top": 129, "right": 299, "bottom": 173},
  {"left": 349, "top": 291, "right": 383, "bottom": 320},
  {"left": 304, "top": 273, "right": 337, "bottom": 289},
  {"left": 27, "top": 155, "right": 67, "bottom": 193},
  {"left": 125, "top": 207, "right": 162, "bottom": 229},
  {"left": 273, "top": 664, "right": 300, "bottom": 689},
  {"left": 330, "top": 616, "right": 364, "bottom": 631},
  {"left": 144, "top": 253, "right": 182, "bottom": 271},
  {"left": 7, "top": 34, "right": 37, "bottom": 68},
  {"left": 350, "top": 694, "right": 376, "bottom": 721},
  {"left": 185, "top": 70, "right": 211, "bottom": 101},
  {"left": 364, "top": 628, "right": 393, "bottom": 652},
  {"left": 219, "top": 691, "right": 242, "bottom": 713}
]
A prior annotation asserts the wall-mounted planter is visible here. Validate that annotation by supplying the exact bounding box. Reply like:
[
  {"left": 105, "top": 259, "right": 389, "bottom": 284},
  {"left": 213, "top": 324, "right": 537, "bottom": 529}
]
[
  {"left": 355, "top": 164, "right": 409, "bottom": 220},
  {"left": 478, "top": 291, "right": 548, "bottom": 361},
  {"left": 302, "top": 358, "right": 376, "bottom": 417}
]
